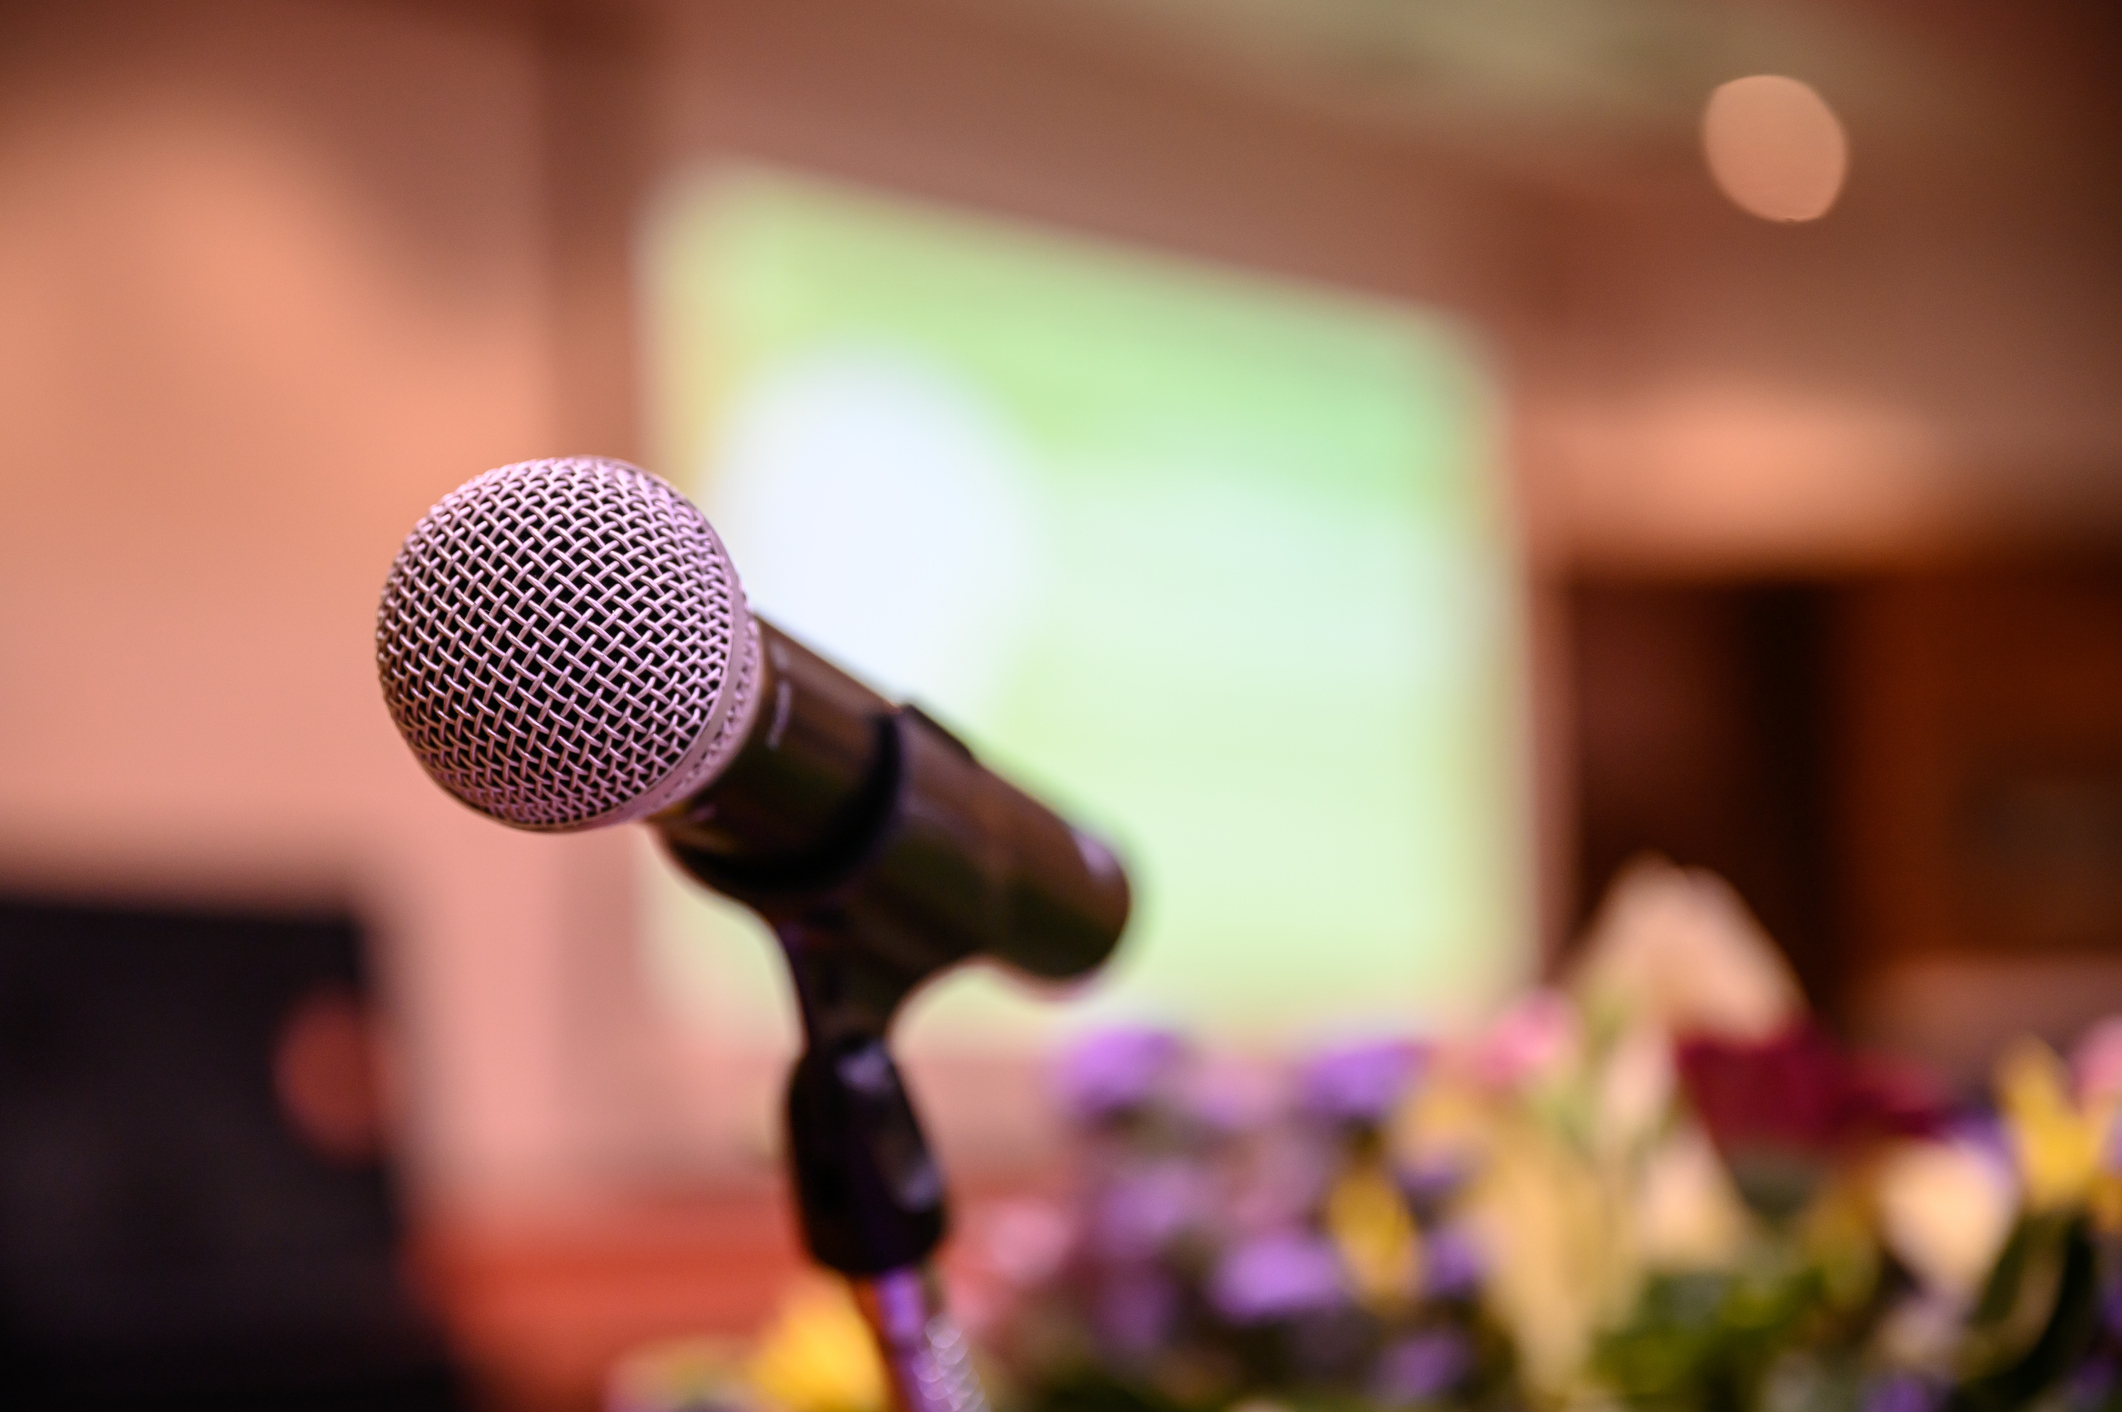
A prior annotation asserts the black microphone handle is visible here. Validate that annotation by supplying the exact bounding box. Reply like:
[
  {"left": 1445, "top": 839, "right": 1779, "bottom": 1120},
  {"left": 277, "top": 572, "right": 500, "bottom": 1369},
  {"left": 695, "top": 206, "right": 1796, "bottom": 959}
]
[{"left": 655, "top": 619, "right": 1131, "bottom": 996}]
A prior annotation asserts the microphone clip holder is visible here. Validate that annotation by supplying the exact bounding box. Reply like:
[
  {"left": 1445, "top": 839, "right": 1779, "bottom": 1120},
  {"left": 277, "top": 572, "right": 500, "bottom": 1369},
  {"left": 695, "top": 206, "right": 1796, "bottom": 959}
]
[
  {"left": 777, "top": 910, "right": 947, "bottom": 1276},
  {"left": 778, "top": 912, "right": 987, "bottom": 1412}
]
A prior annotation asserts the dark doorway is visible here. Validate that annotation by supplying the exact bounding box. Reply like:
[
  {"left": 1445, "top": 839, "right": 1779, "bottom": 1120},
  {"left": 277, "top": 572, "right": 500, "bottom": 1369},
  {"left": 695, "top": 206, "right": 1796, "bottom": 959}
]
[{"left": 1569, "top": 581, "right": 1841, "bottom": 1008}]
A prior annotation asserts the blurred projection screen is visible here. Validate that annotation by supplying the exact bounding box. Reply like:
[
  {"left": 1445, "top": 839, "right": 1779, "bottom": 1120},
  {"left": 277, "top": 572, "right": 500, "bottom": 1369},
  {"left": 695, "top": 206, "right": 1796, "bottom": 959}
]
[{"left": 640, "top": 167, "right": 1533, "bottom": 1070}]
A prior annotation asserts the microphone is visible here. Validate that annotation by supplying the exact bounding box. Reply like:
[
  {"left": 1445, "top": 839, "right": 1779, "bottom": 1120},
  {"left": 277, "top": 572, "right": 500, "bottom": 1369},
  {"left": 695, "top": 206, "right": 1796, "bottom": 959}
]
[
  {"left": 374, "top": 455, "right": 1129, "bottom": 986},
  {"left": 374, "top": 455, "right": 1130, "bottom": 1286}
]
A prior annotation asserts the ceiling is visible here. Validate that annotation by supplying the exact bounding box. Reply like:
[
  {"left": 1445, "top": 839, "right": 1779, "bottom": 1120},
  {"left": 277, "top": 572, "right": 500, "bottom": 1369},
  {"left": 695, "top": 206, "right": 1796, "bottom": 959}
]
[{"left": 972, "top": 0, "right": 2079, "bottom": 199}]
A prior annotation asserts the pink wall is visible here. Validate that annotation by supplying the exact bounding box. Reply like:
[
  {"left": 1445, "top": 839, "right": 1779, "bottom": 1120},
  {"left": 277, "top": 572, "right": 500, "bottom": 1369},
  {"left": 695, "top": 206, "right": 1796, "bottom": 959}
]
[{"left": 0, "top": 0, "right": 596, "bottom": 1210}]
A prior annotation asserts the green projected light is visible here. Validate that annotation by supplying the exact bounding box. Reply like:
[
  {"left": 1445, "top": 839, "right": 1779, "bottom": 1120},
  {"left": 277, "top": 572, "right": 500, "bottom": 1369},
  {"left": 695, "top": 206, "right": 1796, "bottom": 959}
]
[{"left": 640, "top": 168, "right": 1533, "bottom": 1055}]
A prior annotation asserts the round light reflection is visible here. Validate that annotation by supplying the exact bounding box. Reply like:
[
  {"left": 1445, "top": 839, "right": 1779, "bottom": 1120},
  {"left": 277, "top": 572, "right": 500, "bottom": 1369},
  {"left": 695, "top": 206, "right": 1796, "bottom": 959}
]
[{"left": 1702, "top": 75, "right": 1848, "bottom": 222}]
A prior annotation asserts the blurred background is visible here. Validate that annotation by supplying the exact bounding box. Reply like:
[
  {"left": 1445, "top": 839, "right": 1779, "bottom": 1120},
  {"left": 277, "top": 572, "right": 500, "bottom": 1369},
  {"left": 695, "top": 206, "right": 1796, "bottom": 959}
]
[{"left": 2, "top": 0, "right": 2120, "bottom": 1407}]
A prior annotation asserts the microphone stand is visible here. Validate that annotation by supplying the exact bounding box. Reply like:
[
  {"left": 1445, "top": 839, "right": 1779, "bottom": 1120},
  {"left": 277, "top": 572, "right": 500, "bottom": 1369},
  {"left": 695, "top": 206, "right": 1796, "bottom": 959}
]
[
  {"left": 664, "top": 648, "right": 1123, "bottom": 1412},
  {"left": 669, "top": 711, "right": 1001, "bottom": 1412},
  {"left": 777, "top": 912, "right": 988, "bottom": 1412}
]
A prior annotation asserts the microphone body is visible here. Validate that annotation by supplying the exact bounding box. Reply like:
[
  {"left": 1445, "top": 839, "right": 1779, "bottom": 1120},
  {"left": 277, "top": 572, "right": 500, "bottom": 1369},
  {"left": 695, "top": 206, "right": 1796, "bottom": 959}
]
[{"left": 658, "top": 622, "right": 1130, "bottom": 997}]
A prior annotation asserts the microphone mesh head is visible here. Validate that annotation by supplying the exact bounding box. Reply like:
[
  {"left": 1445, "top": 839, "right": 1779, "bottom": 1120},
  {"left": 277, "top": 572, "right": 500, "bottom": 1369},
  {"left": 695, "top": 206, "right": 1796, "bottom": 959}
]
[{"left": 376, "top": 457, "right": 761, "bottom": 831}]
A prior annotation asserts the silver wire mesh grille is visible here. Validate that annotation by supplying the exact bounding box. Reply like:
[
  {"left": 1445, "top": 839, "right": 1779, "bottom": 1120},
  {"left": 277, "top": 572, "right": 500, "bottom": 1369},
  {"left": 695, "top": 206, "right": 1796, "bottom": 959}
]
[{"left": 376, "top": 457, "right": 758, "bottom": 830}]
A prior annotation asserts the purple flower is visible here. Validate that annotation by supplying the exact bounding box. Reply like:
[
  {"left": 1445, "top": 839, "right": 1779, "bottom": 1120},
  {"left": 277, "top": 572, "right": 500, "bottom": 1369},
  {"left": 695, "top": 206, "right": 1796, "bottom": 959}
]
[
  {"left": 1373, "top": 1330, "right": 1472, "bottom": 1405},
  {"left": 1300, "top": 1039, "right": 1426, "bottom": 1125},
  {"left": 1864, "top": 1373, "right": 1941, "bottom": 1412},
  {"left": 1053, "top": 1028, "right": 1185, "bottom": 1124},
  {"left": 1092, "top": 1267, "right": 1180, "bottom": 1357},
  {"left": 1090, "top": 1161, "right": 1202, "bottom": 1260},
  {"left": 1182, "top": 1056, "right": 1284, "bottom": 1134},
  {"left": 2070, "top": 1358, "right": 2117, "bottom": 1408},
  {"left": 1945, "top": 1112, "right": 2017, "bottom": 1176},
  {"left": 1397, "top": 1157, "right": 1469, "bottom": 1219},
  {"left": 1208, "top": 1232, "right": 1347, "bottom": 1323},
  {"left": 2102, "top": 1281, "right": 2122, "bottom": 1338},
  {"left": 1227, "top": 1132, "right": 1333, "bottom": 1234},
  {"left": 1422, "top": 1225, "right": 1484, "bottom": 1300}
]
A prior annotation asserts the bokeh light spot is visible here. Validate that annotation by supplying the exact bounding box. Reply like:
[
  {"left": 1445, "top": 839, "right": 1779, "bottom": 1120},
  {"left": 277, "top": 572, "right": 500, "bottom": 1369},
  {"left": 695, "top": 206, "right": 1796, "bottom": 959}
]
[
  {"left": 273, "top": 987, "right": 383, "bottom": 1163},
  {"left": 1702, "top": 75, "right": 1848, "bottom": 223}
]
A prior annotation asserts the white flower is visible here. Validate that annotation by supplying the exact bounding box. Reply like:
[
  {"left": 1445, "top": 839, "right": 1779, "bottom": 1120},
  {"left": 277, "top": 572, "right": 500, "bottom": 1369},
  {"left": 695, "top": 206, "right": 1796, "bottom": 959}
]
[
  {"left": 1634, "top": 1127, "right": 1752, "bottom": 1271},
  {"left": 1874, "top": 1140, "right": 2017, "bottom": 1303},
  {"left": 1596, "top": 1024, "right": 1678, "bottom": 1154},
  {"left": 1572, "top": 856, "right": 1804, "bottom": 1041}
]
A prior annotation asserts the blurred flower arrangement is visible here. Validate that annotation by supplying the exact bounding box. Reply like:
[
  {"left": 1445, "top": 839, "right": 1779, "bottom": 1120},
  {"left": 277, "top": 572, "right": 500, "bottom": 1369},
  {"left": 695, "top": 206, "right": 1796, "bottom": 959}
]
[{"left": 615, "top": 858, "right": 2122, "bottom": 1412}]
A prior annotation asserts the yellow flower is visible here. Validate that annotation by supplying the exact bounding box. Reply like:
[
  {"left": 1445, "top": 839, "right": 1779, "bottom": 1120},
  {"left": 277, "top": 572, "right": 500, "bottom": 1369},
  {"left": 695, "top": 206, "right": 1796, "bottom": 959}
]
[
  {"left": 1800, "top": 1174, "right": 1882, "bottom": 1311},
  {"left": 1326, "top": 1162, "right": 1421, "bottom": 1308},
  {"left": 1996, "top": 1038, "right": 2099, "bottom": 1212},
  {"left": 1457, "top": 1119, "right": 1636, "bottom": 1400},
  {"left": 2091, "top": 1171, "right": 2122, "bottom": 1233},
  {"left": 1391, "top": 1067, "right": 1501, "bottom": 1176},
  {"left": 608, "top": 1336, "right": 752, "bottom": 1412},
  {"left": 745, "top": 1279, "right": 888, "bottom": 1412}
]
